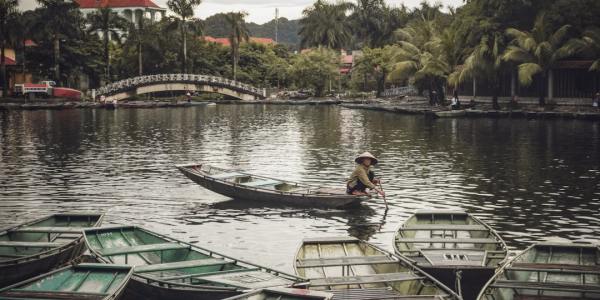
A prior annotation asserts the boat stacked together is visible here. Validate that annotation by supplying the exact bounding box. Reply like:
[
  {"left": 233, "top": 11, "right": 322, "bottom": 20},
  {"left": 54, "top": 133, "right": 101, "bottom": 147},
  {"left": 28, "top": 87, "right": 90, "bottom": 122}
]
[{"left": 0, "top": 209, "right": 598, "bottom": 300}]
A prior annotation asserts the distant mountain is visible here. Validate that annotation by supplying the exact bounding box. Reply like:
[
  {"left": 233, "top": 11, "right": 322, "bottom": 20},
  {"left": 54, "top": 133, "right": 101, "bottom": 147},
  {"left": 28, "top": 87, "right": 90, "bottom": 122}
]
[{"left": 203, "top": 13, "right": 300, "bottom": 47}]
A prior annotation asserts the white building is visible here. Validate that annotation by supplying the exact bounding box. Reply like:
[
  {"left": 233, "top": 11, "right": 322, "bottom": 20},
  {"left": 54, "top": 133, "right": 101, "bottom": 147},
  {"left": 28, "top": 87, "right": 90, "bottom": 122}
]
[{"left": 75, "top": 0, "right": 166, "bottom": 23}]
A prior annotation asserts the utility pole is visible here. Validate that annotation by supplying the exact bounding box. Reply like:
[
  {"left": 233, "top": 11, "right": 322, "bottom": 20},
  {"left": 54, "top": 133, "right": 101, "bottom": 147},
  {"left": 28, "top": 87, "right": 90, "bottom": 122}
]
[{"left": 275, "top": 8, "right": 279, "bottom": 43}]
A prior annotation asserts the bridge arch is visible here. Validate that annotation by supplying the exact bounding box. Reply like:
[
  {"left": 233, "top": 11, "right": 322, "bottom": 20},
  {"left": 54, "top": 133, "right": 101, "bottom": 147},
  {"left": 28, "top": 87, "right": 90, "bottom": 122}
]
[{"left": 95, "top": 74, "right": 267, "bottom": 101}]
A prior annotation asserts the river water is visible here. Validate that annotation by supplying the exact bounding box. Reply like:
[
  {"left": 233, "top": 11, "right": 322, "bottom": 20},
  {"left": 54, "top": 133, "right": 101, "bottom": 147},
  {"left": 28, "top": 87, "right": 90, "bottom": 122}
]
[{"left": 1, "top": 105, "right": 599, "bottom": 272}]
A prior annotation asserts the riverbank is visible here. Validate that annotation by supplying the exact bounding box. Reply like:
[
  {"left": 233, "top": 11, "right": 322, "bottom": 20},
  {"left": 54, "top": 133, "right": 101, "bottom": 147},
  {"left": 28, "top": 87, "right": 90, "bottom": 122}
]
[{"left": 0, "top": 100, "right": 215, "bottom": 110}]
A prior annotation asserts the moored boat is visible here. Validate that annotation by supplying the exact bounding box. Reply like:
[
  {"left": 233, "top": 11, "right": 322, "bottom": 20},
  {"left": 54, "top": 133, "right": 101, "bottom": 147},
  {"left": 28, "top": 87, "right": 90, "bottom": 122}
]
[
  {"left": 435, "top": 110, "right": 467, "bottom": 118},
  {"left": 0, "top": 213, "right": 104, "bottom": 288},
  {"left": 294, "top": 236, "right": 461, "bottom": 300},
  {"left": 84, "top": 226, "right": 304, "bottom": 300},
  {"left": 477, "top": 242, "right": 600, "bottom": 300},
  {"left": 224, "top": 287, "right": 333, "bottom": 300},
  {"left": 393, "top": 209, "right": 508, "bottom": 300},
  {"left": 176, "top": 164, "right": 368, "bottom": 208},
  {"left": 0, "top": 263, "right": 133, "bottom": 300}
]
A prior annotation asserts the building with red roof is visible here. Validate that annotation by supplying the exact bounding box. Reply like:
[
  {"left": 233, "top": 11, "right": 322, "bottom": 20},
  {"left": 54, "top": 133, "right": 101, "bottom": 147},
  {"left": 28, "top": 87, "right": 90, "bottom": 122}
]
[{"left": 75, "top": 0, "right": 166, "bottom": 23}]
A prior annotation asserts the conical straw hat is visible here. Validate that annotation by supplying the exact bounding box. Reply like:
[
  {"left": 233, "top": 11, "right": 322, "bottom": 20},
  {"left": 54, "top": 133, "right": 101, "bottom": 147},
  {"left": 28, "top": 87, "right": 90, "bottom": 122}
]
[{"left": 355, "top": 152, "right": 378, "bottom": 165}]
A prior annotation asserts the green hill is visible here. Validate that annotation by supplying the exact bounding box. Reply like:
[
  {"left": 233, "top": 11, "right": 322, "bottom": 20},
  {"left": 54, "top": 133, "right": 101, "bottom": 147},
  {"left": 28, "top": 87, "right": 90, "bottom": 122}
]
[{"left": 203, "top": 13, "right": 300, "bottom": 47}]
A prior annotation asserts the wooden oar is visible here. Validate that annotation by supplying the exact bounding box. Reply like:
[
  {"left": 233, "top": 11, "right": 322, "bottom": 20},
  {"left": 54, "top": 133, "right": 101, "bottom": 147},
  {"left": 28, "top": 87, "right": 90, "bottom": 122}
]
[{"left": 378, "top": 181, "right": 389, "bottom": 210}]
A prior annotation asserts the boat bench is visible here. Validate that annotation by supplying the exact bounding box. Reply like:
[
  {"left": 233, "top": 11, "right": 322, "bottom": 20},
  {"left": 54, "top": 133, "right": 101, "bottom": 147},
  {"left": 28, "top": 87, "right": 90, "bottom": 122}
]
[
  {"left": 330, "top": 288, "right": 445, "bottom": 300},
  {"left": 508, "top": 263, "right": 600, "bottom": 274},
  {"left": 399, "top": 225, "right": 488, "bottom": 231},
  {"left": 1, "top": 289, "right": 108, "bottom": 300},
  {"left": 309, "top": 273, "right": 424, "bottom": 287},
  {"left": 11, "top": 226, "right": 87, "bottom": 234},
  {"left": 135, "top": 258, "right": 231, "bottom": 273},
  {"left": 491, "top": 279, "right": 600, "bottom": 293},
  {"left": 395, "top": 238, "right": 499, "bottom": 244},
  {"left": 0, "top": 241, "right": 63, "bottom": 248},
  {"left": 415, "top": 210, "right": 467, "bottom": 216},
  {"left": 296, "top": 255, "right": 395, "bottom": 268},
  {"left": 97, "top": 243, "right": 189, "bottom": 256},
  {"left": 241, "top": 179, "right": 282, "bottom": 187},
  {"left": 212, "top": 172, "right": 244, "bottom": 179}
]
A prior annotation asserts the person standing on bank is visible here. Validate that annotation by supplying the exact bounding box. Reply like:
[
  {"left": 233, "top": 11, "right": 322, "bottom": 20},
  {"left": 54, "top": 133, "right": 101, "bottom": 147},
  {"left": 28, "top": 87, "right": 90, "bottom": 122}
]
[
  {"left": 593, "top": 92, "right": 599, "bottom": 109},
  {"left": 347, "top": 152, "right": 385, "bottom": 197}
]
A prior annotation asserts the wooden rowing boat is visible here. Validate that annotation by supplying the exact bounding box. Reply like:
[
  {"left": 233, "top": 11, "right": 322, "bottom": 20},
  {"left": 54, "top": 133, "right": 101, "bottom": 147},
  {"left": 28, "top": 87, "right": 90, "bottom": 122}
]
[
  {"left": 224, "top": 287, "right": 333, "bottom": 300},
  {"left": 393, "top": 209, "right": 508, "bottom": 300},
  {"left": 477, "top": 242, "right": 600, "bottom": 300},
  {"left": 0, "top": 263, "right": 133, "bottom": 300},
  {"left": 83, "top": 226, "right": 305, "bottom": 300},
  {"left": 176, "top": 164, "right": 368, "bottom": 208},
  {"left": 435, "top": 110, "right": 467, "bottom": 118},
  {"left": 0, "top": 213, "right": 104, "bottom": 288},
  {"left": 294, "top": 236, "right": 461, "bottom": 300}
]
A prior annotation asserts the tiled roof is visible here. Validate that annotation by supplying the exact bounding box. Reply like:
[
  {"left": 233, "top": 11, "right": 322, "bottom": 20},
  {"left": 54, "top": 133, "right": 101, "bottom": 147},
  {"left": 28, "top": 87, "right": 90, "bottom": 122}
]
[
  {"left": 2, "top": 56, "right": 16, "bottom": 65},
  {"left": 75, "top": 0, "right": 162, "bottom": 9}
]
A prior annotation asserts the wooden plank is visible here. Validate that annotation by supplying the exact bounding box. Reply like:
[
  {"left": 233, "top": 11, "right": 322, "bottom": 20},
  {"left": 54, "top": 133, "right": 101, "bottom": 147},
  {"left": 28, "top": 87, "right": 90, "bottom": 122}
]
[
  {"left": 1, "top": 290, "right": 107, "bottom": 300},
  {"left": 11, "top": 227, "right": 86, "bottom": 234},
  {"left": 161, "top": 268, "right": 260, "bottom": 281},
  {"left": 309, "top": 273, "right": 423, "bottom": 287},
  {"left": 303, "top": 237, "right": 359, "bottom": 244},
  {"left": 134, "top": 258, "right": 231, "bottom": 273},
  {"left": 0, "top": 241, "right": 62, "bottom": 248},
  {"left": 395, "top": 238, "right": 499, "bottom": 244},
  {"left": 399, "top": 224, "right": 487, "bottom": 231},
  {"left": 211, "top": 172, "right": 245, "bottom": 179},
  {"left": 97, "top": 243, "right": 188, "bottom": 256},
  {"left": 491, "top": 280, "right": 600, "bottom": 293},
  {"left": 509, "top": 263, "right": 600, "bottom": 273},
  {"left": 414, "top": 210, "right": 467, "bottom": 216},
  {"left": 329, "top": 288, "right": 443, "bottom": 300},
  {"left": 241, "top": 179, "right": 281, "bottom": 187},
  {"left": 296, "top": 255, "right": 395, "bottom": 268}
]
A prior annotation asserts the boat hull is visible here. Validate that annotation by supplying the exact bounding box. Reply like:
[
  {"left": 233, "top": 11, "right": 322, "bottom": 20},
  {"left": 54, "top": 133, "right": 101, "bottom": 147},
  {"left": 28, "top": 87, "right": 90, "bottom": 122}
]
[
  {"left": 122, "top": 277, "right": 240, "bottom": 300},
  {"left": 177, "top": 165, "right": 366, "bottom": 208},
  {"left": 418, "top": 266, "right": 495, "bottom": 300}
]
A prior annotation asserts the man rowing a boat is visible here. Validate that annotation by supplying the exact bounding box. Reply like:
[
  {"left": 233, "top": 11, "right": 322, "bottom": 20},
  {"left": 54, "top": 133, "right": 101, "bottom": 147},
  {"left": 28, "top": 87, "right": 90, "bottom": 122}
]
[{"left": 346, "top": 152, "right": 385, "bottom": 197}]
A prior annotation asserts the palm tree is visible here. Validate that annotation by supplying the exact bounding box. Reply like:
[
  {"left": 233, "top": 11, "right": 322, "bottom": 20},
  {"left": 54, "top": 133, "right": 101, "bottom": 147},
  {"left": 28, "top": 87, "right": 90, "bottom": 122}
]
[
  {"left": 350, "top": 0, "right": 407, "bottom": 48},
  {"left": 0, "top": 0, "right": 18, "bottom": 96},
  {"left": 86, "top": 7, "right": 128, "bottom": 82},
  {"left": 390, "top": 18, "right": 450, "bottom": 105},
  {"left": 35, "top": 0, "right": 81, "bottom": 85},
  {"left": 225, "top": 11, "right": 249, "bottom": 81},
  {"left": 167, "top": 0, "right": 202, "bottom": 73},
  {"left": 570, "top": 27, "right": 600, "bottom": 71},
  {"left": 451, "top": 33, "right": 507, "bottom": 109},
  {"left": 126, "top": 18, "right": 157, "bottom": 76},
  {"left": 298, "top": 0, "right": 353, "bottom": 49},
  {"left": 503, "top": 13, "right": 578, "bottom": 106}
]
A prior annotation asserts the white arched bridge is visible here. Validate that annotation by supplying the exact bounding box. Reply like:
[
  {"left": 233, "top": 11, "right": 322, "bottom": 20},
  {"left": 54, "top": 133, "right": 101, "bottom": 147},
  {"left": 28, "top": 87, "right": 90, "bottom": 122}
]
[{"left": 95, "top": 74, "right": 267, "bottom": 101}]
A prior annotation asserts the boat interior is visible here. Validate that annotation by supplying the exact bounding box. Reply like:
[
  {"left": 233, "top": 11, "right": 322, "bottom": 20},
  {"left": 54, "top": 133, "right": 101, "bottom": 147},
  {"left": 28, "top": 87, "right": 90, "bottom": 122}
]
[
  {"left": 295, "top": 237, "right": 452, "bottom": 299},
  {"left": 227, "top": 288, "right": 333, "bottom": 300},
  {"left": 0, "top": 214, "right": 102, "bottom": 262},
  {"left": 0, "top": 264, "right": 131, "bottom": 300},
  {"left": 85, "top": 227, "right": 294, "bottom": 290},
  {"left": 394, "top": 210, "right": 507, "bottom": 268},
  {"left": 481, "top": 243, "right": 600, "bottom": 300}
]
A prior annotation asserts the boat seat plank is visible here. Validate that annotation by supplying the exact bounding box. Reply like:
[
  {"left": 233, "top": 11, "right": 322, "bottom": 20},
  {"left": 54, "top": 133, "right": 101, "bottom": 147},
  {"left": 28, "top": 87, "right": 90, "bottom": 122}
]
[
  {"left": 400, "top": 225, "right": 488, "bottom": 231},
  {"left": 241, "top": 179, "right": 282, "bottom": 187},
  {"left": 509, "top": 263, "right": 600, "bottom": 273},
  {"left": 491, "top": 280, "right": 600, "bottom": 293},
  {"left": 329, "top": 288, "right": 444, "bottom": 300},
  {"left": 212, "top": 172, "right": 245, "bottom": 179},
  {"left": 297, "top": 255, "right": 395, "bottom": 268},
  {"left": 415, "top": 210, "right": 467, "bottom": 216},
  {"left": 309, "top": 273, "right": 424, "bottom": 287},
  {"left": 199, "top": 270, "right": 293, "bottom": 289},
  {"left": 303, "top": 237, "right": 359, "bottom": 244},
  {"left": 160, "top": 268, "right": 261, "bottom": 281},
  {"left": 1, "top": 290, "right": 108, "bottom": 300},
  {"left": 11, "top": 227, "right": 87, "bottom": 234},
  {"left": 97, "top": 243, "right": 189, "bottom": 256},
  {"left": 0, "top": 241, "right": 62, "bottom": 248},
  {"left": 395, "top": 238, "right": 499, "bottom": 244},
  {"left": 135, "top": 258, "right": 231, "bottom": 273}
]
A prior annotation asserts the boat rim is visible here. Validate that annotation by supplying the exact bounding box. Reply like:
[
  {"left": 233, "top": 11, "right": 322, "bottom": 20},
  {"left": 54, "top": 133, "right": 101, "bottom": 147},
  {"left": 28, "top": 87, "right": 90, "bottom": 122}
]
[
  {"left": 83, "top": 225, "right": 306, "bottom": 292},
  {"left": 176, "top": 163, "right": 369, "bottom": 199},
  {"left": 390, "top": 210, "right": 509, "bottom": 267},
  {"left": 0, "top": 213, "right": 105, "bottom": 266}
]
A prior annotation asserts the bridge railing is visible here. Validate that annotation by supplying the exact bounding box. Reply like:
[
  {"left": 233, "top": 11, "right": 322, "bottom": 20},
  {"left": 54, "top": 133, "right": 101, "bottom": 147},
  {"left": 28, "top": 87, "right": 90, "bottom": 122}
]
[
  {"left": 97, "top": 74, "right": 266, "bottom": 98},
  {"left": 382, "top": 86, "right": 418, "bottom": 98}
]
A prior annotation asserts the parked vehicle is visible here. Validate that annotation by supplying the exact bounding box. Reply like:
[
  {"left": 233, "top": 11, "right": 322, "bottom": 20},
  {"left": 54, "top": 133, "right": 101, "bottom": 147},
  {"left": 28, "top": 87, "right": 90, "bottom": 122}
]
[{"left": 14, "top": 81, "right": 82, "bottom": 100}]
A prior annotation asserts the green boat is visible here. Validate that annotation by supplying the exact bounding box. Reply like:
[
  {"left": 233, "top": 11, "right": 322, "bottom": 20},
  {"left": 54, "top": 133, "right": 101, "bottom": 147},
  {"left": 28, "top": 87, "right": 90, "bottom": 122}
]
[
  {"left": 294, "top": 237, "right": 461, "bottom": 300},
  {"left": 84, "top": 226, "right": 304, "bottom": 300},
  {"left": 224, "top": 287, "right": 333, "bottom": 300},
  {"left": 0, "top": 213, "right": 104, "bottom": 288},
  {"left": 0, "top": 263, "right": 133, "bottom": 300},
  {"left": 477, "top": 242, "right": 600, "bottom": 300},
  {"left": 393, "top": 209, "right": 508, "bottom": 300}
]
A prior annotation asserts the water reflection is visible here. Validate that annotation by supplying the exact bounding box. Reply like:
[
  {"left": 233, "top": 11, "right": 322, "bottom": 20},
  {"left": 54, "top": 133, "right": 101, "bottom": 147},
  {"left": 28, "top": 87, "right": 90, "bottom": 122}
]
[{"left": 0, "top": 106, "right": 599, "bottom": 272}]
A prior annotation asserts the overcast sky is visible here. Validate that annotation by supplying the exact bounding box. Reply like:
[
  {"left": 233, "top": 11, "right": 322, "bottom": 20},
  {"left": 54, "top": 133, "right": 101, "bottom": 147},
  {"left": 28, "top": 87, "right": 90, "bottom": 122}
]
[{"left": 18, "top": 0, "right": 463, "bottom": 24}]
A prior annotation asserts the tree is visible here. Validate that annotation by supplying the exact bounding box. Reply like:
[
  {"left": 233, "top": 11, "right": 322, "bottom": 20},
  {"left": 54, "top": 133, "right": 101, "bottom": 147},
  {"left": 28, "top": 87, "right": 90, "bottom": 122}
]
[
  {"left": 167, "top": 0, "right": 203, "bottom": 73},
  {"left": 571, "top": 27, "right": 600, "bottom": 71},
  {"left": 86, "top": 8, "right": 128, "bottom": 82},
  {"left": 225, "top": 12, "right": 249, "bottom": 80},
  {"left": 0, "top": 0, "right": 18, "bottom": 96},
  {"left": 289, "top": 47, "right": 339, "bottom": 97},
  {"left": 34, "top": 0, "right": 81, "bottom": 85},
  {"left": 503, "top": 13, "right": 578, "bottom": 106},
  {"left": 125, "top": 17, "right": 157, "bottom": 76},
  {"left": 351, "top": 46, "right": 398, "bottom": 96},
  {"left": 350, "top": 0, "right": 408, "bottom": 48},
  {"left": 298, "top": 0, "right": 352, "bottom": 49}
]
